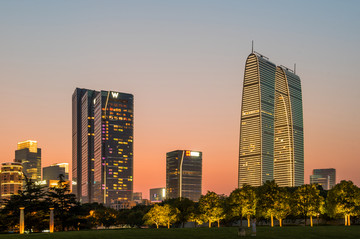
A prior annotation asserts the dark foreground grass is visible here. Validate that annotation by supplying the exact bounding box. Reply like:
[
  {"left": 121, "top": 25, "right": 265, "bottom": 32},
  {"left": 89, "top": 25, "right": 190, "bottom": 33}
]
[{"left": 0, "top": 226, "right": 360, "bottom": 239}]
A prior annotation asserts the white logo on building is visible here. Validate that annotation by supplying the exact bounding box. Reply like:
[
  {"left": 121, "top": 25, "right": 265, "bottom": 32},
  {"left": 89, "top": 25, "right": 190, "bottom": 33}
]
[{"left": 111, "top": 92, "right": 119, "bottom": 98}]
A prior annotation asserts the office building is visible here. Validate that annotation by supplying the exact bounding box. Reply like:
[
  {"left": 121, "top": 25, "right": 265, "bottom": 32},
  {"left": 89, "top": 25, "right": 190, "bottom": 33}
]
[
  {"left": 150, "top": 187, "right": 166, "bottom": 202},
  {"left": 72, "top": 88, "right": 134, "bottom": 204},
  {"left": 238, "top": 52, "right": 277, "bottom": 187},
  {"left": 0, "top": 162, "right": 23, "bottom": 200},
  {"left": 310, "top": 168, "right": 336, "bottom": 190},
  {"left": 274, "top": 66, "right": 304, "bottom": 187},
  {"left": 43, "top": 163, "right": 69, "bottom": 181},
  {"left": 166, "top": 150, "right": 202, "bottom": 201},
  {"left": 15, "top": 140, "right": 41, "bottom": 182},
  {"left": 238, "top": 51, "right": 304, "bottom": 187},
  {"left": 132, "top": 192, "right": 142, "bottom": 204}
]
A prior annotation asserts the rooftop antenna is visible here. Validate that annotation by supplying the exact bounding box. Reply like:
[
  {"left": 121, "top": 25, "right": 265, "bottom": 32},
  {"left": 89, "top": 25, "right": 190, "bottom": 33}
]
[
  {"left": 251, "top": 40, "right": 254, "bottom": 53},
  {"left": 294, "top": 63, "right": 296, "bottom": 74}
]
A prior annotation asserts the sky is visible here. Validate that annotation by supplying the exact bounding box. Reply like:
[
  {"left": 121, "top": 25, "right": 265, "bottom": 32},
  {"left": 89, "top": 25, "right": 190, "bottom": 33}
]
[{"left": 0, "top": 0, "right": 359, "bottom": 199}]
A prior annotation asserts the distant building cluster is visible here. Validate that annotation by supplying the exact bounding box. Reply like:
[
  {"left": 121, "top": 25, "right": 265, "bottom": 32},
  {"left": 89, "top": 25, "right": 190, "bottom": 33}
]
[{"left": 0, "top": 140, "right": 69, "bottom": 202}]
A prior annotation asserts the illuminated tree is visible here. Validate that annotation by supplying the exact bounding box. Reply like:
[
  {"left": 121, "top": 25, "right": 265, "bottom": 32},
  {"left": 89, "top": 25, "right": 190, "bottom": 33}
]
[
  {"left": 257, "top": 181, "right": 279, "bottom": 227},
  {"left": 143, "top": 204, "right": 165, "bottom": 228},
  {"left": 273, "top": 188, "right": 291, "bottom": 227},
  {"left": 162, "top": 197, "right": 195, "bottom": 227},
  {"left": 198, "top": 191, "right": 225, "bottom": 228},
  {"left": 161, "top": 204, "right": 180, "bottom": 228},
  {"left": 229, "top": 185, "right": 257, "bottom": 227},
  {"left": 292, "top": 184, "right": 324, "bottom": 227},
  {"left": 326, "top": 180, "right": 360, "bottom": 226}
]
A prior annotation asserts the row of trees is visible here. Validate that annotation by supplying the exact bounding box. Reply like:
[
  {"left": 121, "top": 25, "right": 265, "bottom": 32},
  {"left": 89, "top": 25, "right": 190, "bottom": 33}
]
[
  {"left": 1, "top": 179, "right": 359, "bottom": 231},
  {"left": 143, "top": 180, "right": 360, "bottom": 228}
]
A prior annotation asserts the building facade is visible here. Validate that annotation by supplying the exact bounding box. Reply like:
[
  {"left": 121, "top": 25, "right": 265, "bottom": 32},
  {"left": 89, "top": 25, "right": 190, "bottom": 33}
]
[
  {"left": 43, "top": 163, "right": 69, "bottom": 181},
  {"left": 238, "top": 53, "right": 277, "bottom": 187},
  {"left": 238, "top": 52, "right": 304, "bottom": 187},
  {"left": 150, "top": 187, "right": 166, "bottom": 202},
  {"left": 274, "top": 66, "right": 304, "bottom": 187},
  {"left": 15, "top": 140, "right": 41, "bottom": 182},
  {"left": 166, "top": 150, "right": 202, "bottom": 201},
  {"left": 72, "top": 88, "right": 134, "bottom": 205},
  {"left": 0, "top": 162, "right": 23, "bottom": 200},
  {"left": 310, "top": 168, "right": 336, "bottom": 190}
]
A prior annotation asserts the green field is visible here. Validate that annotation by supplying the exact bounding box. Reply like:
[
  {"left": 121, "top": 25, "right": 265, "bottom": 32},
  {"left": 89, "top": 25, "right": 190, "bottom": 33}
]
[{"left": 0, "top": 226, "right": 359, "bottom": 239}]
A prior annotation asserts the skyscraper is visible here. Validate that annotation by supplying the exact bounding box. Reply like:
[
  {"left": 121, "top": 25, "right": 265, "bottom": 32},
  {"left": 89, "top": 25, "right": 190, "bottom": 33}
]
[
  {"left": 166, "top": 150, "right": 202, "bottom": 201},
  {"left": 238, "top": 52, "right": 277, "bottom": 187},
  {"left": 72, "top": 88, "right": 134, "bottom": 204},
  {"left": 0, "top": 162, "right": 23, "bottom": 201},
  {"left": 15, "top": 140, "right": 41, "bottom": 182},
  {"left": 310, "top": 168, "right": 336, "bottom": 190},
  {"left": 274, "top": 66, "right": 304, "bottom": 187},
  {"left": 238, "top": 52, "right": 304, "bottom": 187},
  {"left": 43, "top": 163, "right": 69, "bottom": 181}
]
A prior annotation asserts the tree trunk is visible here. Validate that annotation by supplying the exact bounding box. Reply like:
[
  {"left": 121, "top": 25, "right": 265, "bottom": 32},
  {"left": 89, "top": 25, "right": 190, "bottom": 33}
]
[
  {"left": 279, "top": 218, "right": 282, "bottom": 227},
  {"left": 271, "top": 214, "right": 274, "bottom": 227},
  {"left": 217, "top": 220, "right": 220, "bottom": 228},
  {"left": 167, "top": 222, "right": 170, "bottom": 229},
  {"left": 156, "top": 223, "right": 159, "bottom": 229},
  {"left": 310, "top": 216, "right": 313, "bottom": 227},
  {"left": 209, "top": 221, "right": 211, "bottom": 228},
  {"left": 345, "top": 215, "right": 347, "bottom": 226},
  {"left": 304, "top": 215, "right": 306, "bottom": 226},
  {"left": 240, "top": 215, "right": 243, "bottom": 227},
  {"left": 348, "top": 215, "right": 351, "bottom": 226}
]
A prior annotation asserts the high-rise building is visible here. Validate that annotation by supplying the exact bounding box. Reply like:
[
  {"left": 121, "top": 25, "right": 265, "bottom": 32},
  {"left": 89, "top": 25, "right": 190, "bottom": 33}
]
[
  {"left": 43, "top": 163, "right": 69, "bottom": 181},
  {"left": 150, "top": 187, "right": 166, "bottom": 202},
  {"left": 0, "top": 162, "right": 23, "bottom": 200},
  {"left": 274, "top": 66, "right": 304, "bottom": 187},
  {"left": 238, "top": 52, "right": 277, "bottom": 187},
  {"left": 72, "top": 88, "right": 134, "bottom": 205},
  {"left": 310, "top": 168, "right": 336, "bottom": 190},
  {"left": 15, "top": 140, "right": 41, "bottom": 182},
  {"left": 238, "top": 52, "right": 304, "bottom": 187},
  {"left": 166, "top": 150, "right": 202, "bottom": 201}
]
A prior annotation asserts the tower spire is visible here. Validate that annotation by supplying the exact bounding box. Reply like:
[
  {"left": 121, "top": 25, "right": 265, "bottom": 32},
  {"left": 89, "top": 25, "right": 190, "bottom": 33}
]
[
  {"left": 252, "top": 40, "right": 254, "bottom": 53},
  {"left": 294, "top": 63, "right": 296, "bottom": 74}
]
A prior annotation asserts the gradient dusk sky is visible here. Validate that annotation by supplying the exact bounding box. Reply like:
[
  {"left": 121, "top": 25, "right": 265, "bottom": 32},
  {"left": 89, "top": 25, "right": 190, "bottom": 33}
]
[{"left": 0, "top": 1, "right": 359, "bottom": 199}]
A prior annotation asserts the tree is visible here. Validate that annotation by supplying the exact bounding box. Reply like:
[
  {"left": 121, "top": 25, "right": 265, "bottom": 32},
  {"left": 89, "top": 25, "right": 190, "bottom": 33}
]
[
  {"left": 257, "top": 181, "right": 280, "bottom": 227},
  {"left": 143, "top": 204, "right": 166, "bottom": 229},
  {"left": 161, "top": 204, "right": 180, "bottom": 228},
  {"left": 273, "top": 188, "right": 291, "bottom": 227},
  {"left": 162, "top": 197, "right": 195, "bottom": 227},
  {"left": 198, "top": 191, "right": 225, "bottom": 228},
  {"left": 1, "top": 177, "right": 50, "bottom": 232},
  {"left": 229, "top": 185, "right": 257, "bottom": 227},
  {"left": 326, "top": 180, "right": 360, "bottom": 226},
  {"left": 292, "top": 184, "right": 324, "bottom": 226},
  {"left": 47, "top": 174, "right": 79, "bottom": 231}
]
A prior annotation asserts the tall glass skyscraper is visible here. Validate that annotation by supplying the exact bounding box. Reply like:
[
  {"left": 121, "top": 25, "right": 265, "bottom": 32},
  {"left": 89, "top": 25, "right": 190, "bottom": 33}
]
[
  {"left": 15, "top": 140, "right": 41, "bottom": 182},
  {"left": 72, "top": 88, "right": 133, "bottom": 205},
  {"left": 166, "top": 150, "right": 202, "bottom": 201},
  {"left": 238, "top": 53, "right": 277, "bottom": 187},
  {"left": 274, "top": 66, "right": 304, "bottom": 187},
  {"left": 238, "top": 52, "right": 304, "bottom": 187}
]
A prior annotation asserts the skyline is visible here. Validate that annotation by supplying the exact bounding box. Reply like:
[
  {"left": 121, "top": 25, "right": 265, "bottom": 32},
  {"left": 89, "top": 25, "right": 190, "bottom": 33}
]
[{"left": 1, "top": 1, "right": 360, "bottom": 199}]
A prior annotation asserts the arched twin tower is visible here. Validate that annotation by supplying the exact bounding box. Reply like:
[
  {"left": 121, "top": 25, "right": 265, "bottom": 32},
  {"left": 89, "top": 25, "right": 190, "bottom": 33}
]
[{"left": 238, "top": 52, "right": 304, "bottom": 187}]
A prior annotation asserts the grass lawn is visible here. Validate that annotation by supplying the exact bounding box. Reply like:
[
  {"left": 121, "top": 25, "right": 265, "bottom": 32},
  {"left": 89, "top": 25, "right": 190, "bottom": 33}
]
[{"left": 0, "top": 226, "right": 359, "bottom": 239}]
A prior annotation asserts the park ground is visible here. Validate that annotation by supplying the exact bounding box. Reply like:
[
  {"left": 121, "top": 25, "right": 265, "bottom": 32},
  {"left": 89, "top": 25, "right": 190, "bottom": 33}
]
[{"left": 0, "top": 226, "right": 360, "bottom": 239}]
